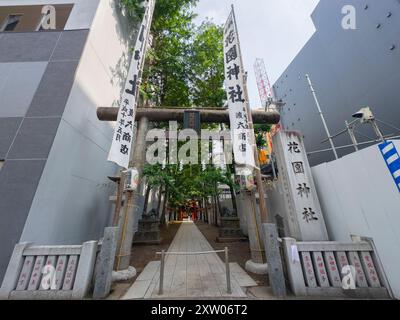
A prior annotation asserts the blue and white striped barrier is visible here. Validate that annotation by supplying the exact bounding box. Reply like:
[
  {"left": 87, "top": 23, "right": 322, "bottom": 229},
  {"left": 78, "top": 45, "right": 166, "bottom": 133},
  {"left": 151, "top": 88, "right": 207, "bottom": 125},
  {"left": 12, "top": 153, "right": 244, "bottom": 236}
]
[{"left": 379, "top": 141, "right": 400, "bottom": 192}]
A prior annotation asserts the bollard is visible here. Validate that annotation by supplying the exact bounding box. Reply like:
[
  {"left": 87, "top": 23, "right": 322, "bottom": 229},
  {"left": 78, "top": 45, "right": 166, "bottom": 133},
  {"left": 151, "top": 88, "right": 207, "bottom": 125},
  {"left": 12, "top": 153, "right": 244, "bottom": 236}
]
[
  {"left": 159, "top": 250, "right": 165, "bottom": 295},
  {"left": 225, "top": 247, "right": 231, "bottom": 294}
]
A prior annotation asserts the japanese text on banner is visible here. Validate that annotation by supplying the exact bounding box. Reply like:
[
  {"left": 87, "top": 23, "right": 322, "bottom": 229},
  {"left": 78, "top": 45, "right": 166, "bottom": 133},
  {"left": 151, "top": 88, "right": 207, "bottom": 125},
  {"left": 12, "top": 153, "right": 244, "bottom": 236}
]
[
  {"left": 108, "top": 0, "right": 155, "bottom": 168},
  {"left": 224, "top": 10, "right": 255, "bottom": 169}
]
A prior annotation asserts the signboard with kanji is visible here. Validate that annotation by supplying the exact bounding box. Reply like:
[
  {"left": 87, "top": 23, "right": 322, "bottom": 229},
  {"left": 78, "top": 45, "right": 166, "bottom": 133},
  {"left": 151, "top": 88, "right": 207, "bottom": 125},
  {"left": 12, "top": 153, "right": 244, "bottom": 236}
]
[
  {"left": 271, "top": 130, "right": 329, "bottom": 241},
  {"left": 301, "top": 252, "right": 317, "bottom": 287},
  {"left": 108, "top": 0, "right": 155, "bottom": 168},
  {"left": 184, "top": 110, "right": 201, "bottom": 134},
  {"left": 16, "top": 256, "right": 34, "bottom": 291},
  {"left": 27, "top": 255, "right": 45, "bottom": 290},
  {"left": 324, "top": 251, "right": 342, "bottom": 287},
  {"left": 224, "top": 9, "right": 255, "bottom": 171}
]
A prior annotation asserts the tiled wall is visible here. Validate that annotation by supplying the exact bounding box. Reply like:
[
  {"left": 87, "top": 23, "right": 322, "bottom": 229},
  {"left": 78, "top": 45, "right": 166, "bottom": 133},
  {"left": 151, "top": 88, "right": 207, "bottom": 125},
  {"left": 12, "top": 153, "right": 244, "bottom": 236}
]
[
  {"left": 18, "top": 0, "right": 131, "bottom": 263},
  {"left": 0, "top": 29, "right": 88, "bottom": 282},
  {"left": 274, "top": 0, "right": 400, "bottom": 166}
]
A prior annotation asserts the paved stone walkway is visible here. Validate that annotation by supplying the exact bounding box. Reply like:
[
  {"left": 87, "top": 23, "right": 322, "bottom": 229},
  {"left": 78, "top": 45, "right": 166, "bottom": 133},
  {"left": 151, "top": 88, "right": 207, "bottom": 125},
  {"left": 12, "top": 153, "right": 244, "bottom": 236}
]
[{"left": 122, "top": 221, "right": 257, "bottom": 299}]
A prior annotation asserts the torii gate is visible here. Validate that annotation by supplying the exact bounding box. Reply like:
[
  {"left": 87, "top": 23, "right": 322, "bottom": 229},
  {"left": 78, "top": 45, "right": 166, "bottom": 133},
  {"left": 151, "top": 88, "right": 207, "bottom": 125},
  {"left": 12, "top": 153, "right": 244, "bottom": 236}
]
[
  {"left": 99, "top": 0, "right": 281, "bottom": 272},
  {"left": 97, "top": 106, "right": 280, "bottom": 271},
  {"left": 97, "top": 106, "right": 280, "bottom": 124}
]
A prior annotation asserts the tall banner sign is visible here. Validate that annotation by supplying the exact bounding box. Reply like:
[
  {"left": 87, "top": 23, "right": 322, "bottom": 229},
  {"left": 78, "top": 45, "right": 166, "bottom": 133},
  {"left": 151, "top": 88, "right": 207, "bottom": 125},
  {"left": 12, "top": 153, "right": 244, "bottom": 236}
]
[
  {"left": 224, "top": 9, "right": 255, "bottom": 170},
  {"left": 108, "top": 0, "right": 155, "bottom": 168}
]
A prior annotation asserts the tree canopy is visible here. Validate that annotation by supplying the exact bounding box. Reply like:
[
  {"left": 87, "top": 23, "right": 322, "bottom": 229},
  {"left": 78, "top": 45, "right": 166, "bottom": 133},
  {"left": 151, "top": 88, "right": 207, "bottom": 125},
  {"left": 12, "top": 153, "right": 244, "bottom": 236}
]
[
  {"left": 121, "top": 0, "right": 231, "bottom": 208},
  {"left": 120, "top": 0, "right": 270, "bottom": 209},
  {"left": 123, "top": 0, "right": 225, "bottom": 108},
  {"left": 143, "top": 163, "right": 237, "bottom": 209},
  {"left": 190, "top": 21, "right": 225, "bottom": 108}
]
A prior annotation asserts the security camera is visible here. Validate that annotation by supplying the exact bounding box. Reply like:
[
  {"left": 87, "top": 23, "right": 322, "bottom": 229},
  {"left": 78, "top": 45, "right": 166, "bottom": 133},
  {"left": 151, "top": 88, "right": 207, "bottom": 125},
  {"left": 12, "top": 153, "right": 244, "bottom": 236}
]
[{"left": 352, "top": 107, "right": 375, "bottom": 123}]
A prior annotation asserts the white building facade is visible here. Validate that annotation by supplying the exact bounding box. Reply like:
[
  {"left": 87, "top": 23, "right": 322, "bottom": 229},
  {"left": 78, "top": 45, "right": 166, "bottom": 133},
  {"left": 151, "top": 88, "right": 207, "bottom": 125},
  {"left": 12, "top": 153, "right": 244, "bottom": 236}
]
[{"left": 0, "top": 0, "right": 136, "bottom": 283}]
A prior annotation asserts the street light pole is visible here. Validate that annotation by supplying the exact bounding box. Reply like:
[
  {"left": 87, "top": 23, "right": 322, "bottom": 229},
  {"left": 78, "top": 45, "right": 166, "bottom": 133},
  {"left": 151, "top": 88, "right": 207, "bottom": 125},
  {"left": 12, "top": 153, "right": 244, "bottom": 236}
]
[{"left": 306, "top": 74, "right": 339, "bottom": 160}]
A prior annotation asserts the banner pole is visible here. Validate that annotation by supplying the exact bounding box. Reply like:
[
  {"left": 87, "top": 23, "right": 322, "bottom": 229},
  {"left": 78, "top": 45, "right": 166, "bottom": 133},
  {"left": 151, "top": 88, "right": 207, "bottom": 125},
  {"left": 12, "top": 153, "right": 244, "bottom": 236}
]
[{"left": 231, "top": 5, "right": 269, "bottom": 226}]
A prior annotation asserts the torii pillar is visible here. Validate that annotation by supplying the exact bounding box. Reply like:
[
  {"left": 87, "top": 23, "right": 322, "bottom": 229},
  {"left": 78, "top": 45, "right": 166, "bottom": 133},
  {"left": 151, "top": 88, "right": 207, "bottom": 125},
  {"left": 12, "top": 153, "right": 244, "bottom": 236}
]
[
  {"left": 115, "top": 116, "right": 149, "bottom": 271},
  {"left": 98, "top": 107, "right": 280, "bottom": 271}
]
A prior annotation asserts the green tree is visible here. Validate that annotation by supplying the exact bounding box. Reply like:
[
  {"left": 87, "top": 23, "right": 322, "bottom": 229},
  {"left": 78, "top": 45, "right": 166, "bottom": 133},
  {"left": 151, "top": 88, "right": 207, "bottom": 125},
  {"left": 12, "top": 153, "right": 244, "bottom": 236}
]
[
  {"left": 189, "top": 22, "right": 226, "bottom": 108},
  {"left": 138, "top": 0, "right": 226, "bottom": 109},
  {"left": 142, "top": 0, "right": 198, "bottom": 107},
  {"left": 120, "top": 0, "right": 146, "bottom": 23},
  {"left": 123, "top": 0, "right": 240, "bottom": 222}
]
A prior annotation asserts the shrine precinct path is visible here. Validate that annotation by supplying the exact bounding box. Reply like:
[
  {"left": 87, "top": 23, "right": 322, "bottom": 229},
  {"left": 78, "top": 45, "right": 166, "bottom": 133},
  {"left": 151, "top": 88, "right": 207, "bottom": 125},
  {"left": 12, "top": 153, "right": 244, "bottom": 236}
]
[{"left": 122, "top": 221, "right": 256, "bottom": 299}]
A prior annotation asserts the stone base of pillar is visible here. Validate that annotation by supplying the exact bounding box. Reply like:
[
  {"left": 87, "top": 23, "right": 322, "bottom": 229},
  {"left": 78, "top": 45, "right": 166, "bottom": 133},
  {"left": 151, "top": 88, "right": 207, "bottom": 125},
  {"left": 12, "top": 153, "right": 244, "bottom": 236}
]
[
  {"left": 245, "top": 260, "right": 268, "bottom": 275},
  {"left": 216, "top": 216, "right": 247, "bottom": 243},
  {"left": 112, "top": 266, "right": 137, "bottom": 282},
  {"left": 132, "top": 218, "right": 161, "bottom": 245}
]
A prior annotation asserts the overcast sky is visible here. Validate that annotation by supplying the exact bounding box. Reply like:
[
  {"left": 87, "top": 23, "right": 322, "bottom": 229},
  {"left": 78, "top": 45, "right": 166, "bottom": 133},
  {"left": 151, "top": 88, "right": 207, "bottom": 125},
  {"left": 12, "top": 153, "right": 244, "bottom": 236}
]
[{"left": 194, "top": 0, "right": 320, "bottom": 108}]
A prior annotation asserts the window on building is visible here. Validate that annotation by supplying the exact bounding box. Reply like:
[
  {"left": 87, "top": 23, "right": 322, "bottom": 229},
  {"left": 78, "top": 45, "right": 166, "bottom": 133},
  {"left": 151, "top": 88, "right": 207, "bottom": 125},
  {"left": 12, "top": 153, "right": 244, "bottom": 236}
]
[{"left": 1, "top": 14, "right": 23, "bottom": 32}]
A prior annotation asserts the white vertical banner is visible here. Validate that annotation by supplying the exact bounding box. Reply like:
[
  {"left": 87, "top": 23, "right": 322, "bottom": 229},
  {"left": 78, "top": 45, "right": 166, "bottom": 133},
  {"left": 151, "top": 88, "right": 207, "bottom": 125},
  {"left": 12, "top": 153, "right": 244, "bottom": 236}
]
[
  {"left": 224, "top": 9, "right": 255, "bottom": 170},
  {"left": 108, "top": 0, "right": 155, "bottom": 168}
]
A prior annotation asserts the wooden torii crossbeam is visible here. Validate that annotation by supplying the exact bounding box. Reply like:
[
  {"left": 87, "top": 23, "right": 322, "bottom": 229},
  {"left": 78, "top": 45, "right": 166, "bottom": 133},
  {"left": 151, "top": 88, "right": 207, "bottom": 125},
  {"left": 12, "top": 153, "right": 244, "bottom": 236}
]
[{"left": 97, "top": 107, "right": 280, "bottom": 124}]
